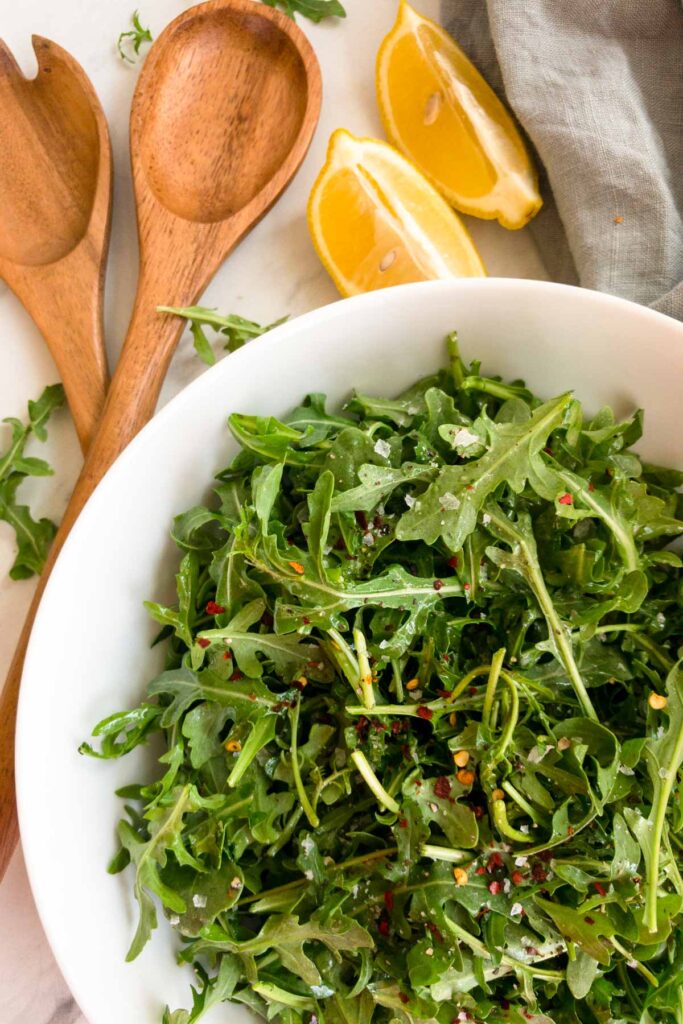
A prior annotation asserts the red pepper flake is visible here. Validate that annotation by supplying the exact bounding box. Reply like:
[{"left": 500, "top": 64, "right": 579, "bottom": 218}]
[
  {"left": 206, "top": 600, "right": 225, "bottom": 615},
  {"left": 442, "top": 654, "right": 450, "bottom": 664},
  {"left": 588, "top": 482, "right": 595, "bottom": 492},
  {"left": 197, "top": 637, "right": 211, "bottom": 648},
  {"left": 391, "top": 720, "right": 402, "bottom": 736},
  {"left": 567, "top": 825, "right": 575, "bottom": 836},
  {"left": 488, "top": 880, "right": 503, "bottom": 895},
  {"left": 378, "top": 913, "right": 391, "bottom": 937},
  {"left": 401, "top": 743, "right": 411, "bottom": 759},
  {"left": 302, "top": 616, "right": 311, "bottom": 626},
  {"left": 487, "top": 852, "right": 504, "bottom": 872},
  {"left": 417, "top": 706, "right": 433, "bottom": 721},
  {"left": 398, "top": 994, "right": 409, "bottom": 1005},
  {"left": 288, "top": 561, "right": 305, "bottom": 575},
  {"left": 584, "top": 916, "right": 595, "bottom": 925},
  {"left": 437, "top": 688, "right": 452, "bottom": 699},
  {"left": 472, "top": 804, "right": 485, "bottom": 819},
  {"left": 384, "top": 891, "right": 394, "bottom": 913},
  {"left": 248, "top": 692, "right": 257, "bottom": 701},
  {"left": 463, "top": 582, "right": 471, "bottom": 591},
  {"left": 434, "top": 776, "right": 452, "bottom": 798},
  {"left": 433, "top": 579, "right": 444, "bottom": 591},
  {"left": 371, "top": 720, "right": 387, "bottom": 733},
  {"left": 355, "top": 511, "right": 369, "bottom": 530},
  {"left": 229, "top": 670, "right": 244, "bottom": 682},
  {"left": 426, "top": 921, "right": 444, "bottom": 943},
  {"left": 543, "top": 446, "right": 553, "bottom": 456},
  {"left": 448, "top": 557, "right": 459, "bottom": 570},
  {"left": 594, "top": 882, "right": 607, "bottom": 897},
  {"left": 223, "top": 650, "right": 232, "bottom": 660},
  {"left": 614, "top": 215, "right": 624, "bottom": 224},
  {"left": 558, "top": 492, "right": 573, "bottom": 506},
  {"left": 398, "top": 817, "right": 408, "bottom": 829},
  {"left": 468, "top": 686, "right": 477, "bottom": 696},
  {"left": 531, "top": 862, "right": 547, "bottom": 883},
  {"left": 475, "top": 866, "right": 487, "bottom": 876},
  {"left": 511, "top": 870, "right": 525, "bottom": 885},
  {"left": 466, "top": 484, "right": 474, "bottom": 491}
]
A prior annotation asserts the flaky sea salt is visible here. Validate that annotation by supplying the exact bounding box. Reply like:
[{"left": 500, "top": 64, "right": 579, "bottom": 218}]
[
  {"left": 440, "top": 492, "right": 460, "bottom": 510},
  {"left": 193, "top": 894, "right": 207, "bottom": 908},
  {"left": 451, "top": 427, "right": 481, "bottom": 449},
  {"left": 373, "top": 438, "right": 391, "bottom": 459}
]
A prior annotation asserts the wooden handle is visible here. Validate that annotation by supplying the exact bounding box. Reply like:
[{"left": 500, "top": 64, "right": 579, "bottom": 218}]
[
  {"left": 0, "top": 266, "right": 197, "bottom": 879},
  {"left": 19, "top": 267, "right": 109, "bottom": 453}
]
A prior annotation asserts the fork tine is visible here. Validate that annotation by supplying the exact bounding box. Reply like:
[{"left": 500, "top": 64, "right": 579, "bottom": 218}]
[{"left": 0, "top": 38, "right": 25, "bottom": 82}]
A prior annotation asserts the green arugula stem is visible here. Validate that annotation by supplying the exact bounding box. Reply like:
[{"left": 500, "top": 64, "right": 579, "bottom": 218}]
[
  {"left": 267, "top": 806, "right": 304, "bottom": 856},
  {"left": 501, "top": 780, "right": 544, "bottom": 824},
  {"left": 353, "top": 627, "right": 376, "bottom": 709},
  {"left": 238, "top": 846, "right": 398, "bottom": 908},
  {"left": 421, "top": 844, "right": 471, "bottom": 864},
  {"left": 487, "top": 507, "right": 597, "bottom": 721},
  {"left": 617, "top": 962, "right": 643, "bottom": 1017},
  {"left": 326, "top": 628, "right": 364, "bottom": 702},
  {"left": 491, "top": 797, "right": 533, "bottom": 844},
  {"left": 391, "top": 658, "right": 404, "bottom": 701},
  {"left": 482, "top": 648, "right": 506, "bottom": 730},
  {"left": 350, "top": 751, "right": 399, "bottom": 814},
  {"left": 443, "top": 917, "right": 564, "bottom": 981},
  {"left": 609, "top": 936, "right": 658, "bottom": 986},
  {"left": 494, "top": 674, "right": 519, "bottom": 759},
  {"left": 289, "top": 700, "right": 319, "bottom": 828},
  {"left": 645, "top": 776, "right": 683, "bottom": 934},
  {"left": 632, "top": 632, "right": 675, "bottom": 672}
]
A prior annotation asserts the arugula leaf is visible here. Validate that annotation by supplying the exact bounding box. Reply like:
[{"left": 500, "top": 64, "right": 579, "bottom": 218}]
[
  {"left": 0, "top": 383, "right": 64, "bottom": 579},
  {"left": 117, "top": 10, "right": 153, "bottom": 64},
  {"left": 159, "top": 305, "right": 288, "bottom": 366},
  {"left": 396, "top": 393, "right": 571, "bottom": 551},
  {"left": 262, "top": 0, "right": 346, "bottom": 23}
]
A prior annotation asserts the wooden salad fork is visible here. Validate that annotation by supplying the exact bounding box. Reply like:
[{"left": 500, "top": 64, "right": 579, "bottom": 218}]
[
  {"left": 0, "top": 35, "right": 111, "bottom": 452},
  {"left": 0, "top": 0, "right": 321, "bottom": 879}
]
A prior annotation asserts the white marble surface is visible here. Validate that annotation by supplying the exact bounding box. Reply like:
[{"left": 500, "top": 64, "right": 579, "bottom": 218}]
[{"left": 0, "top": 1, "right": 547, "bottom": 1021}]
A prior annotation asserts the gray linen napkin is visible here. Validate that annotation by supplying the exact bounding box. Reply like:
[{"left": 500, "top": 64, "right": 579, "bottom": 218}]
[{"left": 441, "top": 0, "right": 683, "bottom": 320}]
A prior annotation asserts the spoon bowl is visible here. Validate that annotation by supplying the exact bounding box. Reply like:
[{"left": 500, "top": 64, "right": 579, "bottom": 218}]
[
  {"left": 0, "top": 37, "right": 101, "bottom": 267},
  {"left": 0, "top": 36, "right": 111, "bottom": 454},
  {"left": 141, "top": 5, "right": 310, "bottom": 221}
]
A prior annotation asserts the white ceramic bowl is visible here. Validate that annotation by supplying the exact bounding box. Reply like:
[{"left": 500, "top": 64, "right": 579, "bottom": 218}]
[{"left": 17, "top": 279, "right": 683, "bottom": 1023}]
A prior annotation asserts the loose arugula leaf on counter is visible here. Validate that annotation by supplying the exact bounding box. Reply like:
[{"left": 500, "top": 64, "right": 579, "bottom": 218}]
[
  {"left": 262, "top": 0, "right": 346, "bottom": 23},
  {"left": 83, "top": 334, "right": 683, "bottom": 1024},
  {"left": 117, "top": 10, "right": 153, "bottom": 64},
  {"left": 0, "top": 383, "right": 65, "bottom": 579},
  {"left": 159, "top": 305, "right": 289, "bottom": 366}
]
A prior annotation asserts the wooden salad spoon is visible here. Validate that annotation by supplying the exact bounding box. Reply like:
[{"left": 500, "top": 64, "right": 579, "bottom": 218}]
[
  {"left": 0, "top": 35, "right": 111, "bottom": 452},
  {"left": 0, "top": 0, "right": 321, "bottom": 878}
]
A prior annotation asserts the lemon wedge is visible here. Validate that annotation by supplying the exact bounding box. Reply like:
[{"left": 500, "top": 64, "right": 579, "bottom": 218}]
[
  {"left": 376, "top": 1, "right": 542, "bottom": 230},
  {"left": 307, "top": 128, "right": 485, "bottom": 297}
]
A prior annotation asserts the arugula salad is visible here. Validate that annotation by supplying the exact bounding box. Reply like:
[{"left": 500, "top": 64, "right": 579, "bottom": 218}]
[{"left": 83, "top": 335, "right": 683, "bottom": 1024}]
